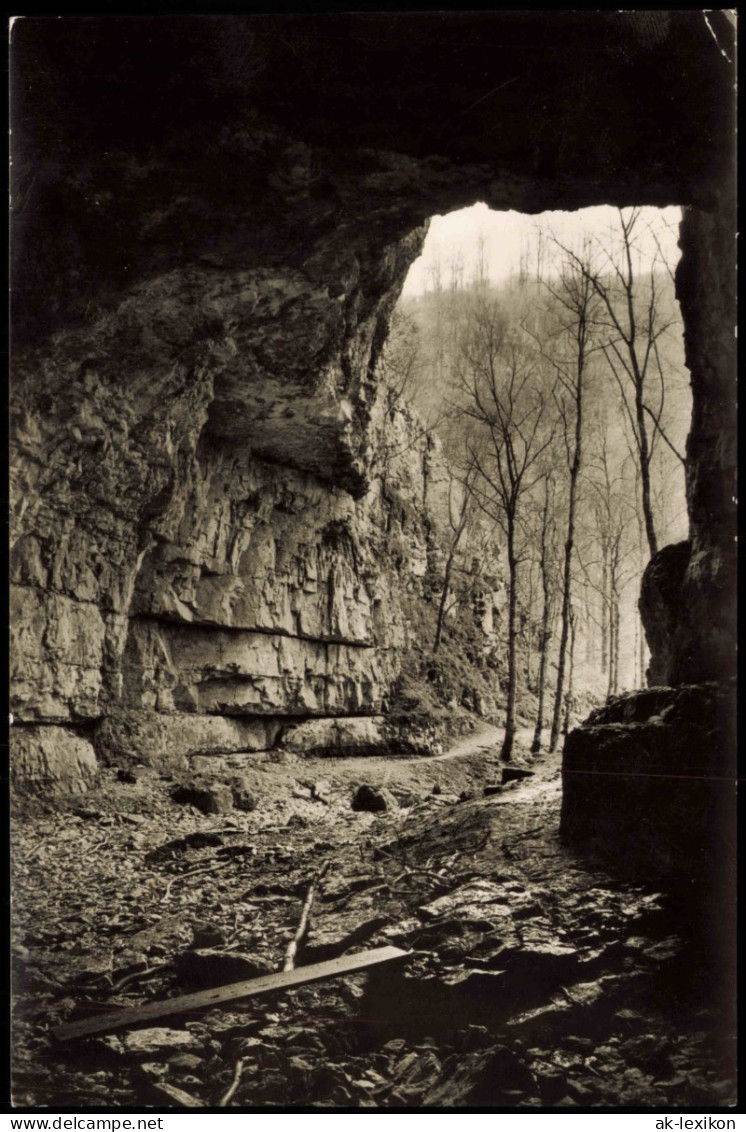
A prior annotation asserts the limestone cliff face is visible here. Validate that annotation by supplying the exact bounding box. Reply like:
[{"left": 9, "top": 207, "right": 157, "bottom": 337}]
[{"left": 10, "top": 243, "right": 461, "bottom": 790}]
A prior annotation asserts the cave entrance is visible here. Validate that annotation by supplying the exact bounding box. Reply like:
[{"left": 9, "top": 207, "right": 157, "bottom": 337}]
[{"left": 390, "top": 202, "right": 691, "bottom": 728}]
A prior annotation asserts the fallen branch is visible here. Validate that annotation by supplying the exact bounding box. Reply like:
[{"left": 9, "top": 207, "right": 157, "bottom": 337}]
[
  {"left": 110, "top": 962, "right": 170, "bottom": 993},
  {"left": 219, "top": 1057, "right": 245, "bottom": 1108},
  {"left": 18, "top": 844, "right": 46, "bottom": 865},
  {"left": 283, "top": 861, "right": 330, "bottom": 972},
  {"left": 52, "top": 946, "right": 410, "bottom": 1042}
]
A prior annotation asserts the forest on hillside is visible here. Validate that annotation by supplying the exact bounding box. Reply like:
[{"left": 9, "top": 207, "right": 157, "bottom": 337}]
[{"left": 383, "top": 208, "right": 691, "bottom": 760}]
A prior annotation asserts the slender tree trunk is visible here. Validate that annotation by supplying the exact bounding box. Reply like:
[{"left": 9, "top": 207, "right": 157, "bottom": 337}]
[
  {"left": 562, "top": 606, "right": 577, "bottom": 738},
  {"left": 634, "top": 381, "right": 658, "bottom": 559},
  {"left": 606, "top": 584, "right": 620, "bottom": 697},
  {"left": 606, "top": 593, "right": 616, "bottom": 700},
  {"left": 501, "top": 519, "right": 518, "bottom": 762},
  {"left": 525, "top": 563, "right": 534, "bottom": 691},
  {"left": 600, "top": 546, "right": 609, "bottom": 674},
  {"left": 621, "top": 213, "right": 657, "bottom": 561},
  {"left": 636, "top": 501, "right": 647, "bottom": 687},
  {"left": 433, "top": 488, "right": 470, "bottom": 654},
  {"left": 550, "top": 505, "right": 576, "bottom": 750},
  {"left": 550, "top": 405, "right": 584, "bottom": 750},
  {"left": 433, "top": 555, "right": 455, "bottom": 654},
  {"left": 531, "top": 483, "right": 552, "bottom": 753},
  {"left": 549, "top": 301, "right": 590, "bottom": 753}
]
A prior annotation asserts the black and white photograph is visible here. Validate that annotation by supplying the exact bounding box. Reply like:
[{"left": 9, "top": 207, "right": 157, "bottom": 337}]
[{"left": 7, "top": 10, "right": 737, "bottom": 1115}]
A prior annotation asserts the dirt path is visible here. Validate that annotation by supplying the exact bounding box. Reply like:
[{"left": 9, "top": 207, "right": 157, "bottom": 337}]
[
  {"left": 10, "top": 727, "right": 735, "bottom": 1109},
  {"left": 207, "top": 723, "right": 557, "bottom": 811}
]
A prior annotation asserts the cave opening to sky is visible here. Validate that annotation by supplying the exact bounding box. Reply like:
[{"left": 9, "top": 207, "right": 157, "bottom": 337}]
[
  {"left": 401, "top": 203, "right": 683, "bottom": 298},
  {"left": 395, "top": 203, "right": 689, "bottom": 699}
]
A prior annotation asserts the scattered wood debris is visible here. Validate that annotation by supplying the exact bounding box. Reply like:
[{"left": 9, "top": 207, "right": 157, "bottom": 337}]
[
  {"left": 283, "top": 861, "right": 330, "bottom": 971},
  {"left": 52, "top": 947, "right": 411, "bottom": 1042}
]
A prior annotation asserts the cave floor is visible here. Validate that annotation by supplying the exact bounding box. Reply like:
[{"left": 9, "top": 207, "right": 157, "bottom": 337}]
[{"left": 10, "top": 728, "right": 736, "bottom": 1110}]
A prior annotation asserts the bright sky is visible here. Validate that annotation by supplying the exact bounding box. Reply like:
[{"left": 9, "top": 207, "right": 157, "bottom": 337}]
[{"left": 401, "top": 203, "right": 683, "bottom": 297}]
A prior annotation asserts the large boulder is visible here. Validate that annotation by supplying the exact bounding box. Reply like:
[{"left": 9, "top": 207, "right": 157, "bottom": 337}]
[
  {"left": 351, "top": 784, "right": 399, "bottom": 813},
  {"left": 560, "top": 682, "right": 736, "bottom": 899},
  {"left": 11, "top": 726, "right": 99, "bottom": 795},
  {"left": 95, "top": 710, "right": 281, "bottom": 772},
  {"left": 639, "top": 540, "right": 690, "bottom": 686},
  {"left": 171, "top": 780, "right": 234, "bottom": 815},
  {"left": 280, "top": 716, "right": 388, "bottom": 757}
]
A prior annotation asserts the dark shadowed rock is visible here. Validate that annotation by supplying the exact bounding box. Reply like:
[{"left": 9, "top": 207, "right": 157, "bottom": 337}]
[
  {"left": 423, "top": 1044, "right": 536, "bottom": 1106},
  {"left": 176, "top": 949, "right": 274, "bottom": 989},
  {"left": 229, "top": 775, "right": 257, "bottom": 812},
  {"left": 145, "top": 830, "right": 224, "bottom": 864},
  {"left": 117, "top": 767, "right": 146, "bottom": 783},
  {"left": 502, "top": 766, "right": 534, "bottom": 784},
  {"left": 639, "top": 540, "right": 691, "bottom": 686},
  {"left": 561, "top": 681, "right": 736, "bottom": 900},
  {"left": 286, "top": 813, "right": 309, "bottom": 829},
  {"left": 190, "top": 921, "right": 228, "bottom": 949},
  {"left": 170, "top": 781, "right": 234, "bottom": 815},
  {"left": 351, "top": 785, "right": 398, "bottom": 813}
]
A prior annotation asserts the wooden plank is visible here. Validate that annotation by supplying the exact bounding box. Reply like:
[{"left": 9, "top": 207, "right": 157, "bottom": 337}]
[{"left": 53, "top": 945, "right": 410, "bottom": 1043}]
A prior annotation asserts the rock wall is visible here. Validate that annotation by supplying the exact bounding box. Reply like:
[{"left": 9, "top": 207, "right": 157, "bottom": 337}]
[
  {"left": 560, "top": 683, "right": 736, "bottom": 905},
  {"left": 668, "top": 190, "right": 737, "bottom": 684},
  {"left": 639, "top": 185, "right": 736, "bottom": 688},
  {"left": 11, "top": 316, "right": 459, "bottom": 789},
  {"left": 638, "top": 541, "right": 691, "bottom": 687}
]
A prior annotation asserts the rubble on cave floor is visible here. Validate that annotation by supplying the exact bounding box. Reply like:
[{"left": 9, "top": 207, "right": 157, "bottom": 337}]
[{"left": 10, "top": 730, "right": 736, "bottom": 1110}]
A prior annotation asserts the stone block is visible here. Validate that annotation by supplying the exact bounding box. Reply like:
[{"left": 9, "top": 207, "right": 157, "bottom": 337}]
[
  {"left": 95, "top": 710, "right": 280, "bottom": 771},
  {"left": 171, "top": 781, "right": 234, "bottom": 815},
  {"left": 280, "top": 715, "right": 388, "bottom": 756},
  {"left": 351, "top": 784, "right": 398, "bottom": 813},
  {"left": 11, "top": 725, "right": 99, "bottom": 795},
  {"left": 10, "top": 585, "right": 106, "bottom": 721},
  {"left": 561, "top": 681, "right": 736, "bottom": 898}
]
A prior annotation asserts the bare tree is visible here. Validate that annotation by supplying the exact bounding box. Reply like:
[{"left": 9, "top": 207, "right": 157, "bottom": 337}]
[
  {"left": 576, "top": 424, "right": 640, "bottom": 698},
  {"left": 457, "top": 296, "right": 556, "bottom": 761},
  {"left": 559, "top": 209, "right": 685, "bottom": 561},
  {"left": 433, "top": 461, "right": 477, "bottom": 654},
  {"left": 472, "top": 229, "right": 490, "bottom": 291},
  {"left": 562, "top": 603, "right": 577, "bottom": 737},
  {"left": 529, "top": 245, "right": 600, "bottom": 753},
  {"left": 530, "top": 470, "right": 559, "bottom": 752}
]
